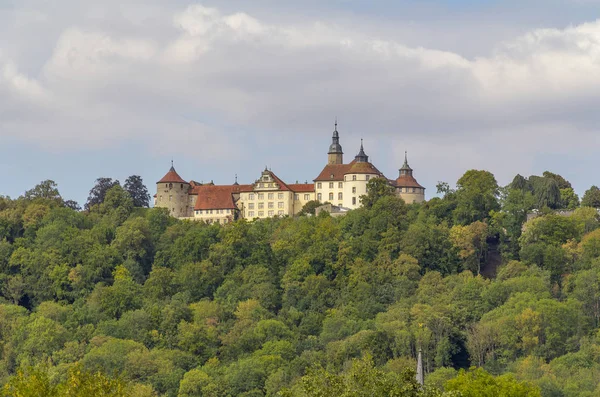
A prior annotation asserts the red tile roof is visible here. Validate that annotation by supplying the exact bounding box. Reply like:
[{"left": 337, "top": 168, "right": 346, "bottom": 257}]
[
  {"left": 158, "top": 167, "right": 188, "bottom": 184},
  {"left": 289, "top": 184, "right": 315, "bottom": 192},
  {"left": 347, "top": 161, "right": 383, "bottom": 176},
  {"left": 314, "top": 163, "right": 353, "bottom": 181},
  {"left": 193, "top": 185, "right": 238, "bottom": 210},
  {"left": 393, "top": 175, "right": 424, "bottom": 189}
]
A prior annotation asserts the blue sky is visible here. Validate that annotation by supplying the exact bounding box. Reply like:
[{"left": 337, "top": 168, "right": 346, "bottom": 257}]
[{"left": 1, "top": 0, "right": 600, "bottom": 205}]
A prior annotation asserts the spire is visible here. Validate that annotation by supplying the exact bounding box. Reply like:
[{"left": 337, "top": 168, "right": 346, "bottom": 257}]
[
  {"left": 416, "top": 348, "right": 424, "bottom": 386},
  {"left": 328, "top": 119, "right": 343, "bottom": 155},
  {"left": 233, "top": 174, "right": 239, "bottom": 186},
  {"left": 355, "top": 139, "right": 369, "bottom": 163},
  {"left": 399, "top": 150, "right": 413, "bottom": 177},
  {"left": 170, "top": 159, "right": 175, "bottom": 172}
]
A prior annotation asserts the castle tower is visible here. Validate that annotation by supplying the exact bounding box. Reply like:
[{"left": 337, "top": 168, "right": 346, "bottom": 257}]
[
  {"left": 354, "top": 139, "right": 369, "bottom": 163},
  {"left": 155, "top": 161, "right": 191, "bottom": 218},
  {"left": 395, "top": 152, "right": 425, "bottom": 204},
  {"left": 327, "top": 120, "right": 344, "bottom": 165}
]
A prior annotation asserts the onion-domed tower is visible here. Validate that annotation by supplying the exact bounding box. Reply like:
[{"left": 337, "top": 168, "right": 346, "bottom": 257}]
[{"left": 327, "top": 120, "right": 344, "bottom": 165}]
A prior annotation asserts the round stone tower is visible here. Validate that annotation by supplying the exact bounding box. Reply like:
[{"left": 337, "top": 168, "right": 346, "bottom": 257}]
[
  {"left": 395, "top": 152, "right": 425, "bottom": 204},
  {"left": 156, "top": 162, "right": 191, "bottom": 218}
]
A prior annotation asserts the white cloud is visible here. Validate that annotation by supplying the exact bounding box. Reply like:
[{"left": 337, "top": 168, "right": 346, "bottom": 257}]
[{"left": 1, "top": 2, "right": 600, "bottom": 191}]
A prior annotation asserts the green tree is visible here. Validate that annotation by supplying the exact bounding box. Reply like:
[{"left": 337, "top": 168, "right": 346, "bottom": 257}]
[
  {"left": 360, "top": 177, "right": 396, "bottom": 209},
  {"left": 124, "top": 175, "right": 151, "bottom": 208},
  {"left": 453, "top": 170, "right": 499, "bottom": 225},
  {"left": 445, "top": 367, "right": 540, "bottom": 397},
  {"left": 86, "top": 178, "right": 121, "bottom": 210},
  {"left": 582, "top": 186, "right": 600, "bottom": 208}
]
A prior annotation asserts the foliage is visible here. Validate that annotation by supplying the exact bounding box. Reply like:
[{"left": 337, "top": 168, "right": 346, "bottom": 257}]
[
  {"left": 124, "top": 175, "right": 151, "bottom": 208},
  {"left": 582, "top": 186, "right": 600, "bottom": 208},
  {"left": 0, "top": 174, "right": 599, "bottom": 396},
  {"left": 85, "top": 178, "right": 121, "bottom": 210}
]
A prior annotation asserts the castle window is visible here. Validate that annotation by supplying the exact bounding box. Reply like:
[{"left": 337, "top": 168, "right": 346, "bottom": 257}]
[
  {"left": 294, "top": 194, "right": 299, "bottom": 200},
  {"left": 180, "top": 184, "right": 183, "bottom": 189},
  {"left": 304, "top": 194, "right": 310, "bottom": 200},
  {"left": 278, "top": 193, "right": 284, "bottom": 199},
  {"left": 169, "top": 195, "right": 172, "bottom": 201},
  {"left": 352, "top": 197, "right": 356, "bottom": 205},
  {"left": 366, "top": 175, "right": 370, "bottom": 181},
  {"left": 268, "top": 202, "right": 274, "bottom": 209},
  {"left": 338, "top": 192, "right": 343, "bottom": 200},
  {"left": 268, "top": 193, "right": 274, "bottom": 200},
  {"left": 199, "top": 210, "right": 202, "bottom": 214},
  {"left": 258, "top": 211, "right": 264, "bottom": 217},
  {"left": 165, "top": 184, "right": 168, "bottom": 188},
  {"left": 263, "top": 176, "right": 269, "bottom": 181},
  {"left": 195, "top": 211, "right": 198, "bottom": 215},
  {"left": 352, "top": 175, "right": 357, "bottom": 181},
  {"left": 249, "top": 193, "right": 255, "bottom": 200},
  {"left": 249, "top": 211, "right": 255, "bottom": 217},
  {"left": 278, "top": 210, "right": 284, "bottom": 215},
  {"left": 249, "top": 203, "right": 254, "bottom": 209},
  {"left": 268, "top": 210, "right": 274, "bottom": 217},
  {"left": 169, "top": 183, "right": 173, "bottom": 189},
  {"left": 329, "top": 182, "right": 334, "bottom": 189},
  {"left": 330, "top": 174, "right": 334, "bottom": 179},
  {"left": 159, "top": 195, "right": 162, "bottom": 202},
  {"left": 258, "top": 193, "right": 264, "bottom": 200},
  {"left": 352, "top": 187, "right": 356, "bottom": 194},
  {"left": 260, "top": 183, "right": 264, "bottom": 188},
  {"left": 329, "top": 193, "right": 334, "bottom": 200},
  {"left": 317, "top": 193, "right": 322, "bottom": 201},
  {"left": 317, "top": 183, "right": 322, "bottom": 189},
  {"left": 278, "top": 202, "right": 284, "bottom": 208},
  {"left": 258, "top": 203, "right": 264, "bottom": 209},
  {"left": 412, "top": 188, "right": 416, "bottom": 193},
  {"left": 338, "top": 182, "right": 343, "bottom": 188}
]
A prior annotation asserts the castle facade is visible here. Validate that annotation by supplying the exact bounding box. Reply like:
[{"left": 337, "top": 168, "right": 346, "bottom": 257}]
[{"left": 154, "top": 123, "right": 425, "bottom": 223}]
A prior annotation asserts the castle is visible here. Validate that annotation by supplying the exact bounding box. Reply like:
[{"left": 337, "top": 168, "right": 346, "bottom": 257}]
[{"left": 154, "top": 123, "right": 425, "bottom": 223}]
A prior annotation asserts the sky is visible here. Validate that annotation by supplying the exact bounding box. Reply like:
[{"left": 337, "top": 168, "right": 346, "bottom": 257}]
[{"left": 1, "top": 0, "right": 600, "bottom": 205}]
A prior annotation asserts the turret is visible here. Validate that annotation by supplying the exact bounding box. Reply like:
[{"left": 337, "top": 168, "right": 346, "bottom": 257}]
[
  {"left": 395, "top": 152, "right": 425, "bottom": 204},
  {"left": 327, "top": 120, "right": 344, "bottom": 165},
  {"left": 354, "top": 139, "right": 369, "bottom": 163},
  {"left": 155, "top": 161, "right": 191, "bottom": 218}
]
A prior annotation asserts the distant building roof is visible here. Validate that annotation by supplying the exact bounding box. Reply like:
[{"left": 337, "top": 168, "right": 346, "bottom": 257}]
[
  {"left": 193, "top": 185, "right": 238, "bottom": 210},
  {"left": 289, "top": 183, "right": 315, "bottom": 192},
  {"left": 347, "top": 161, "right": 383, "bottom": 175},
  {"left": 314, "top": 162, "right": 355, "bottom": 181},
  {"left": 157, "top": 165, "right": 188, "bottom": 184},
  {"left": 393, "top": 175, "right": 424, "bottom": 189}
]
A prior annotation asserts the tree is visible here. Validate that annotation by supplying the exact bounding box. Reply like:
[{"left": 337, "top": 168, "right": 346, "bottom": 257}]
[
  {"left": 86, "top": 178, "right": 121, "bottom": 210},
  {"left": 23, "top": 180, "right": 62, "bottom": 202},
  {"left": 542, "top": 171, "right": 572, "bottom": 190},
  {"left": 445, "top": 367, "right": 541, "bottom": 397},
  {"left": 298, "top": 200, "right": 323, "bottom": 216},
  {"left": 453, "top": 170, "right": 499, "bottom": 225},
  {"left": 360, "top": 177, "right": 396, "bottom": 209},
  {"left": 528, "top": 176, "right": 561, "bottom": 210},
  {"left": 124, "top": 175, "right": 150, "bottom": 208},
  {"left": 63, "top": 200, "right": 81, "bottom": 211},
  {"left": 582, "top": 186, "right": 600, "bottom": 208},
  {"left": 560, "top": 188, "right": 579, "bottom": 210}
]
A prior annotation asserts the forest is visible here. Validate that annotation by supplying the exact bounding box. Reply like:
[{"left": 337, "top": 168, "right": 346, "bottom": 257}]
[{"left": 0, "top": 170, "right": 600, "bottom": 396}]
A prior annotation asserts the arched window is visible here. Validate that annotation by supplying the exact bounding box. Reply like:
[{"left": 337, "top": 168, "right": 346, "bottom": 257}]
[
  {"left": 329, "top": 193, "right": 334, "bottom": 200},
  {"left": 338, "top": 192, "right": 343, "bottom": 200}
]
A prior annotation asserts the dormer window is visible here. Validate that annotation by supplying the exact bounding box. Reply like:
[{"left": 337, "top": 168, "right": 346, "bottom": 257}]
[{"left": 330, "top": 174, "right": 334, "bottom": 179}]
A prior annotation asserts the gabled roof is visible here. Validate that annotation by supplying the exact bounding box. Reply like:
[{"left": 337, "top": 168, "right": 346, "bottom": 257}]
[
  {"left": 193, "top": 185, "right": 238, "bottom": 210},
  {"left": 289, "top": 184, "right": 315, "bottom": 192},
  {"left": 158, "top": 166, "right": 188, "bottom": 184}
]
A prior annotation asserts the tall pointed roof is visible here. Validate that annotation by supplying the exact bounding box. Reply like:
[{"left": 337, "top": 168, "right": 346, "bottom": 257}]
[
  {"left": 400, "top": 151, "right": 413, "bottom": 171},
  {"left": 157, "top": 162, "right": 188, "bottom": 184},
  {"left": 328, "top": 119, "right": 343, "bottom": 154},
  {"left": 354, "top": 139, "right": 369, "bottom": 163}
]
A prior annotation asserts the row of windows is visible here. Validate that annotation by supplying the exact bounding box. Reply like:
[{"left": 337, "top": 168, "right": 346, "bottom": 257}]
[
  {"left": 316, "top": 175, "right": 373, "bottom": 189},
  {"left": 248, "top": 193, "right": 285, "bottom": 200},
  {"left": 164, "top": 183, "right": 185, "bottom": 190},
  {"left": 247, "top": 210, "right": 285, "bottom": 217},
  {"left": 196, "top": 209, "right": 232, "bottom": 215},
  {"left": 248, "top": 202, "right": 285, "bottom": 209},
  {"left": 398, "top": 187, "right": 424, "bottom": 193}
]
